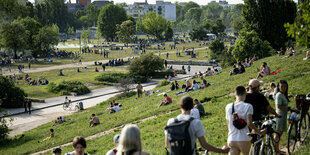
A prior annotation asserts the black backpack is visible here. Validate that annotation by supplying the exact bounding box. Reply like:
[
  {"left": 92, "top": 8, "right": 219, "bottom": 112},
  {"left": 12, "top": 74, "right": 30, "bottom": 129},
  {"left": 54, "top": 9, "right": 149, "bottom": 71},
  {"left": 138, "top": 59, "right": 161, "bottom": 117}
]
[{"left": 165, "top": 117, "right": 194, "bottom": 155}]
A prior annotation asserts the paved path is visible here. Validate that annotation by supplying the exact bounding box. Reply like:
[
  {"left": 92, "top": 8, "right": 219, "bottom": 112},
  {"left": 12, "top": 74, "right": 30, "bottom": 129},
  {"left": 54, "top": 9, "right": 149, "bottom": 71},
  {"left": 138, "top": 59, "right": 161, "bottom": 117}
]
[{"left": 1, "top": 47, "right": 208, "bottom": 76}]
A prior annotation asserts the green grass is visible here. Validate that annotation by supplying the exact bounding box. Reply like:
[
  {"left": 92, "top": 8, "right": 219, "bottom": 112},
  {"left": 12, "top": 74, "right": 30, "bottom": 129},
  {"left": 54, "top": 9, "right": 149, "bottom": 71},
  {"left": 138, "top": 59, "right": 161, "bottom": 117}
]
[
  {"left": 15, "top": 67, "right": 128, "bottom": 99},
  {"left": 2, "top": 51, "right": 310, "bottom": 154},
  {"left": 159, "top": 49, "right": 211, "bottom": 61}
]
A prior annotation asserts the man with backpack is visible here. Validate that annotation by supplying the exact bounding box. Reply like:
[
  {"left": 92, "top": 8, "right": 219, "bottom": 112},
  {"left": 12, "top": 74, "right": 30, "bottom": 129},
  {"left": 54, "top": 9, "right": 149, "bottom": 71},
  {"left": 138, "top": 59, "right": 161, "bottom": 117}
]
[{"left": 165, "top": 96, "right": 229, "bottom": 155}]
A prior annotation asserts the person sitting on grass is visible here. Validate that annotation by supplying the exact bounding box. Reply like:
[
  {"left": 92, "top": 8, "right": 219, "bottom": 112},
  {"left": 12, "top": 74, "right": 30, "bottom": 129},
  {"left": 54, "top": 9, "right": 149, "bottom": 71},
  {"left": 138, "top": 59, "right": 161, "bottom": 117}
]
[
  {"left": 106, "top": 134, "right": 120, "bottom": 155},
  {"left": 170, "top": 82, "right": 176, "bottom": 91},
  {"left": 192, "top": 80, "right": 199, "bottom": 91},
  {"left": 303, "top": 50, "right": 310, "bottom": 60},
  {"left": 185, "top": 80, "right": 192, "bottom": 92},
  {"left": 158, "top": 94, "right": 173, "bottom": 107},
  {"left": 38, "top": 128, "right": 54, "bottom": 143},
  {"left": 108, "top": 103, "right": 122, "bottom": 114},
  {"left": 200, "top": 76, "right": 208, "bottom": 88},
  {"left": 194, "top": 99, "right": 206, "bottom": 117},
  {"left": 95, "top": 67, "right": 99, "bottom": 72},
  {"left": 89, "top": 113, "right": 100, "bottom": 127},
  {"left": 65, "top": 136, "right": 91, "bottom": 155},
  {"left": 264, "top": 83, "right": 277, "bottom": 100},
  {"left": 257, "top": 62, "right": 270, "bottom": 79},
  {"left": 175, "top": 80, "right": 179, "bottom": 90},
  {"left": 230, "top": 65, "right": 239, "bottom": 76}
]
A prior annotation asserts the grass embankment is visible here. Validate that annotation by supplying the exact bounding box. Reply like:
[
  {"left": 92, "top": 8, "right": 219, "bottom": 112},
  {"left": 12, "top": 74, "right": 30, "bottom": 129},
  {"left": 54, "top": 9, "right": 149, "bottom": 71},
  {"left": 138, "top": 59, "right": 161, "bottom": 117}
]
[
  {"left": 16, "top": 67, "right": 127, "bottom": 99},
  {"left": 159, "top": 49, "right": 211, "bottom": 61},
  {"left": 2, "top": 52, "right": 310, "bottom": 154}
]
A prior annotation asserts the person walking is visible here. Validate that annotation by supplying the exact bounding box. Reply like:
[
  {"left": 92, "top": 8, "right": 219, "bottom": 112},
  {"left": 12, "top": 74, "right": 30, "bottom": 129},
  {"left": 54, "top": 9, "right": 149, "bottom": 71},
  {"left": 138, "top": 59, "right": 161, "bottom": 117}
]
[
  {"left": 187, "top": 65, "right": 191, "bottom": 73},
  {"left": 136, "top": 82, "right": 143, "bottom": 98},
  {"left": 225, "top": 86, "right": 262, "bottom": 155},
  {"left": 27, "top": 99, "right": 32, "bottom": 114}
]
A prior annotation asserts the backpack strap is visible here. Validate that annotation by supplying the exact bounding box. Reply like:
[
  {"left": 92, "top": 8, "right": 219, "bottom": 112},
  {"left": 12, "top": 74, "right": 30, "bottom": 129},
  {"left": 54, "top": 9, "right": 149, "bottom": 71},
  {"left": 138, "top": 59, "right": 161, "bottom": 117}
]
[{"left": 231, "top": 102, "right": 235, "bottom": 114}]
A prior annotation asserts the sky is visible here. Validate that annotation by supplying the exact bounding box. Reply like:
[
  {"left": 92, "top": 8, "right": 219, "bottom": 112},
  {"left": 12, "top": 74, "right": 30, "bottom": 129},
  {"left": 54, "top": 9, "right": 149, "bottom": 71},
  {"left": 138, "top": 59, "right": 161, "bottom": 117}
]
[{"left": 28, "top": 0, "right": 245, "bottom": 5}]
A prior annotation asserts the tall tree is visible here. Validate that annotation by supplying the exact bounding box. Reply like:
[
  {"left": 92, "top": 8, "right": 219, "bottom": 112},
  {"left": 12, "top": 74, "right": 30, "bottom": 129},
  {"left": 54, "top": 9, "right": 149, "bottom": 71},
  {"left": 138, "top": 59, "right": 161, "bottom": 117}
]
[
  {"left": 285, "top": 0, "right": 310, "bottom": 49},
  {"left": 0, "top": 21, "right": 27, "bottom": 59},
  {"left": 181, "top": 1, "right": 200, "bottom": 21},
  {"left": 85, "top": 3, "right": 100, "bottom": 26},
  {"left": 18, "top": 17, "right": 42, "bottom": 50},
  {"left": 116, "top": 20, "right": 135, "bottom": 45},
  {"left": 200, "top": 3, "right": 223, "bottom": 22},
  {"left": 97, "top": 4, "right": 127, "bottom": 41},
  {"left": 242, "top": 0, "right": 297, "bottom": 49},
  {"left": 33, "top": 25, "right": 59, "bottom": 57},
  {"left": 184, "top": 7, "right": 202, "bottom": 31},
  {"left": 139, "top": 11, "right": 169, "bottom": 40}
]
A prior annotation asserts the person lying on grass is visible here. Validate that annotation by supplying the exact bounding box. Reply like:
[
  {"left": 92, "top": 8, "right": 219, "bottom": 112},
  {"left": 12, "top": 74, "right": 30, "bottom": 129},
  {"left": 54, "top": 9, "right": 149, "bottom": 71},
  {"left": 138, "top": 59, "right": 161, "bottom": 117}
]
[
  {"left": 89, "top": 113, "right": 100, "bottom": 127},
  {"left": 38, "top": 128, "right": 54, "bottom": 143}
]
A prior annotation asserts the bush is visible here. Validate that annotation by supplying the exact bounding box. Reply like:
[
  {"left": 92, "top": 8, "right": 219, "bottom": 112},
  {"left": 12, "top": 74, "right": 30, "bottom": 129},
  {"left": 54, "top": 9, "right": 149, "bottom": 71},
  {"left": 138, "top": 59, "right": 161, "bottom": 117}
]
[
  {"left": 149, "top": 70, "right": 174, "bottom": 78},
  {"left": 95, "top": 72, "right": 126, "bottom": 83},
  {"left": 157, "top": 80, "right": 171, "bottom": 87},
  {"left": 47, "top": 81, "right": 90, "bottom": 95},
  {"left": 232, "top": 30, "right": 273, "bottom": 62},
  {"left": 129, "top": 53, "right": 164, "bottom": 76},
  {"left": 95, "top": 72, "right": 148, "bottom": 83},
  {"left": 0, "top": 76, "right": 26, "bottom": 108}
]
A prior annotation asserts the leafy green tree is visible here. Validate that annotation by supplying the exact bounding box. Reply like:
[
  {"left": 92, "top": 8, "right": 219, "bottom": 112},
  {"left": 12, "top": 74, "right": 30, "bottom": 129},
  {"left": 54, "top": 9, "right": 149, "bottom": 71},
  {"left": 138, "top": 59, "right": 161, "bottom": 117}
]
[
  {"left": 81, "top": 27, "right": 89, "bottom": 45},
  {"left": 129, "top": 53, "right": 164, "bottom": 76},
  {"left": 231, "top": 17, "right": 243, "bottom": 33},
  {"left": 242, "top": 0, "right": 297, "bottom": 49},
  {"left": 33, "top": 25, "right": 59, "bottom": 57},
  {"left": 0, "top": 0, "right": 29, "bottom": 21},
  {"left": 85, "top": 3, "right": 100, "bottom": 27},
  {"left": 18, "top": 17, "right": 42, "bottom": 50},
  {"left": 212, "top": 19, "right": 226, "bottom": 35},
  {"left": 184, "top": 8, "right": 202, "bottom": 31},
  {"left": 0, "top": 76, "right": 26, "bottom": 108},
  {"left": 116, "top": 20, "right": 135, "bottom": 44},
  {"left": 181, "top": 1, "right": 200, "bottom": 21},
  {"left": 0, "top": 21, "right": 27, "bottom": 59},
  {"left": 232, "top": 30, "right": 272, "bottom": 62},
  {"left": 285, "top": 1, "right": 310, "bottom": 49},
  {"left": 165, "top": 22, "right": 174, "bottom": 41},
  {"left": 97, "top": 4, "right": 127, "bottom": 41},
  {"left": 67, "top": 26, "right": 75, "bottom": 36},
  {"left": 139, "top": 11, "right": 169, "bottom": 40},
  {"left": 200, "top": 3, "right": 223, "bottom": 22},
  {"left": 189, "top": 27, "right": 206, "bottom": 40},
  {"left": 209, "top": 39, "right": 225, "bottom": 54}
]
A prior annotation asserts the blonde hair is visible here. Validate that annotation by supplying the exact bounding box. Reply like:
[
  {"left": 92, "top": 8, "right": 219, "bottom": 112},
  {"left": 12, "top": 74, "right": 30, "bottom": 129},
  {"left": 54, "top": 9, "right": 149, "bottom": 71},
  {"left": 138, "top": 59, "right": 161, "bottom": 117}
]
[{"left": 117, "top": 124, "right": 142, "bottom": 155}]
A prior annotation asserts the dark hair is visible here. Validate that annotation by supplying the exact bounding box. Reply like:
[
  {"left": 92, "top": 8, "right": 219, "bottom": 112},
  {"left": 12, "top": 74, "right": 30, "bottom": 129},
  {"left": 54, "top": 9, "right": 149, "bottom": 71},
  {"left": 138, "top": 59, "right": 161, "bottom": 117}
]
[
  {"left": 53, "top": 148, "right": 62, "bottom": 153},
  {"left": 276, "top": 80, "right": 289, "bottom": 102},
  {"left": 92, "top": 113, "right": 95, "bottom": 116},
  {"left": 270, "top": 83, "right": 276, "bottom": 88},
  {"left": 50, "top": 128, "right": 54, "bottom": 132},
  {"left": 235, "top": 86, "right": 246, "bottom": 96},
  {"left": 164, "top": 94, "right": 167, "bottom": 97},
  {"left": 194, "top": 99, "right": 198, "bottom": 102},
  {"left": 180, "top": 96, "right": 193, "bottom": 111},
  {"left": 72, "top": 136, "right": 87, "bottom": 148}
]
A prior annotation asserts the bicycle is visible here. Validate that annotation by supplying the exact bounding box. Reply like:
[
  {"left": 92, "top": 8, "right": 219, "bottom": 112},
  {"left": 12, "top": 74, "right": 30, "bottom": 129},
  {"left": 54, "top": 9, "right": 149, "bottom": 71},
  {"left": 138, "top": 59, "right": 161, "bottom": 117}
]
[
  {"left": 287, "top": 95, "right": 310, "bottom": 154},
  {"left": 249, "top": 116, "right": 280, "bottom": 155},
  {"left": 63, "top": 100, "right": 80, "bottom": 111},
  {"left": 196, "top": 147, "right": 208, "bottom": 155}
]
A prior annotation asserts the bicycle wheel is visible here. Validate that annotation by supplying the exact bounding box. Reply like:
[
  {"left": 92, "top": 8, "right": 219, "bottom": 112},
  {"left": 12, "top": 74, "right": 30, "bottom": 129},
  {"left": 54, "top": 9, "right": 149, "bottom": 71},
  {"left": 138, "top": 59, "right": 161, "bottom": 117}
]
[
  {"left": 75, "top": 105, "right": 79, "bottom": 111},
  {"left": 300, "top": 113, "right": 310, "bottom": 142},
  {"left": 63, "top": 104, "right": 67, "bottom": 110},
  {"left": 287, "top": 123, "right": 298, "bottom": 154},
  {"left": 260, "top": 144, "right": 274, "bottom": 155},
  {"left": 68, "top": 103, "right": 73, "bottom": 110}
]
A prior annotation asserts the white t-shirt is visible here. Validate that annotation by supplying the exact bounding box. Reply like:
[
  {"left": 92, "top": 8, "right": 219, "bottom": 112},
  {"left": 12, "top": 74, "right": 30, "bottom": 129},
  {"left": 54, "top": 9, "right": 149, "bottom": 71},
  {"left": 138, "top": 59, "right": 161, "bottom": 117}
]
[
  {"left": 165, "top": 114, "right": 206, "bottom": 155},
  {"left": 225, "top": 101, "right": 253, "bottom": 142},
  {"left": 190, "top": 108, "right": 200, "bottom": 119},
  {"left": 193, "top": 84, "right": 199, "bottom": 90},
  {"left": 113, "top": 106, "right": 120, "bottom": 112}
]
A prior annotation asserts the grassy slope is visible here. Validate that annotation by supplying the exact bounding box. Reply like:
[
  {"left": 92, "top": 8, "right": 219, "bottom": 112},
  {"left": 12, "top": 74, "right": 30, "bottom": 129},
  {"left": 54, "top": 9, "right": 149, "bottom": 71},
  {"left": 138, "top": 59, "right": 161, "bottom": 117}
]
[
  {"left": 1, "top": 52, "right": 310, "bottom": 154},
  {"left": 17, "top": 67, "right": 127, "bottom": 99}
]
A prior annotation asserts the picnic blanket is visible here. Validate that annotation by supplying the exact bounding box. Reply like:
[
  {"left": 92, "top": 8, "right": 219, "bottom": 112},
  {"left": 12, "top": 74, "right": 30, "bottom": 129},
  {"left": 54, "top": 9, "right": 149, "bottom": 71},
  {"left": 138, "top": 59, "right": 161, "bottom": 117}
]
[{"left": 270, "top": 70, "right": 281, "bottom": 75}]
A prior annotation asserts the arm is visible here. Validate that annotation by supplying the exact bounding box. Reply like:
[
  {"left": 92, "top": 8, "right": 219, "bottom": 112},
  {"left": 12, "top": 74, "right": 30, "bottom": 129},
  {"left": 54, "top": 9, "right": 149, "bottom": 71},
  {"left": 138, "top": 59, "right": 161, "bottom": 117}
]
[
  {"left": 267, "top": 105, "right": 281, "bottom": 117},
  {"left": 246, "top": 114, "right": 261, "bottom": 134},
  {"left": 198, "top": 136, "right": 229, "bottom": 153},
  {"left": 165, "top": 135, "right": 169, "bottom": 149},
  {"left": 277, "top": 104, "right": 288, "bottom": 111}
]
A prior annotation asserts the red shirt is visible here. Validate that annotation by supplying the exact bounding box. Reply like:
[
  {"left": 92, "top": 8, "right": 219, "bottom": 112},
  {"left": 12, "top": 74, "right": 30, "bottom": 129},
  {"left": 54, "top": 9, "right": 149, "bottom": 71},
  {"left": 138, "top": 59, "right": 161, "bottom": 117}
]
[{"left": 165, "top": 96, "right": 172, "bottom": 103}]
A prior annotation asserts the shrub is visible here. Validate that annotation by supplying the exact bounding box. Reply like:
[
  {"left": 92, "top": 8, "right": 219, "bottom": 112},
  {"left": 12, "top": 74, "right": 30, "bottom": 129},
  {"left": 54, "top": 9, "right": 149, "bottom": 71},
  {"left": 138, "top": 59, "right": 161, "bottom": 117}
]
[
  {"left": 95, "top": 72, "right": 126, "bottom": 83},
  {"left": 232, "top": 30, "right": 273, "bottom": 62},
  {"left": 0, "top": 76, "right": 26, "bottom": 108},
  {"left": 47, "top": 81, "right": 90, "bottom": 95},
  {"left": 157, "top": 80, "right": 171, "bottom": 87},
  {"left": 129, "top": 53, "right": 164, "bottom": 76},
  {"left": 117, "top": 77, "right": 135, "bottom": 93},
  {"left": 149, "top": 70, "right": 174, "bottom": 78}
]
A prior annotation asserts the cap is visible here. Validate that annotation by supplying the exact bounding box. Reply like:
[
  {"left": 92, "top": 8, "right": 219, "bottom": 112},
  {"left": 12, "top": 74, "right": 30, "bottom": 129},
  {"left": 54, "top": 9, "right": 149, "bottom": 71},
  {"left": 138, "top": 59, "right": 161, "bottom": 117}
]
[{"left": 113, "top": 134, "right": 120, "bottom": 143}]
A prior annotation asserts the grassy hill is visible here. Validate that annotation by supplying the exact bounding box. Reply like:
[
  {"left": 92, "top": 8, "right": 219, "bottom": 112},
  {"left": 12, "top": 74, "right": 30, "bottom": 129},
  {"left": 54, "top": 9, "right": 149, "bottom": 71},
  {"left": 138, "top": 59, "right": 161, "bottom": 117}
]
[{"left": 1, "top": 51, "right": 310, "bottom": 154}]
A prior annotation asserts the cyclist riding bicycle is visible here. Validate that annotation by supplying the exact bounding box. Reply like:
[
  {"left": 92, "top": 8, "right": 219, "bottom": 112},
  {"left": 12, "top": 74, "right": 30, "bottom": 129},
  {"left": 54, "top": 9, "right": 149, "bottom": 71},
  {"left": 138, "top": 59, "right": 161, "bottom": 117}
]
[{"left": 64, "top": 96, "right": 71, "bottom": 107}]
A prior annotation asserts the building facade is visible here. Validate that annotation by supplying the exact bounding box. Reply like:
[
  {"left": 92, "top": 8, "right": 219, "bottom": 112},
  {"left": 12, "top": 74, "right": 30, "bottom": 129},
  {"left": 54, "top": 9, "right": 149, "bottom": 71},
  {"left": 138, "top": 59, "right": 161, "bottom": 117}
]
[
  {"left": 124, "top": 0, "right": 176, "bottom": 21},
  {"left": 92, "top": 0, "right": 113, "bottom": 8}
]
